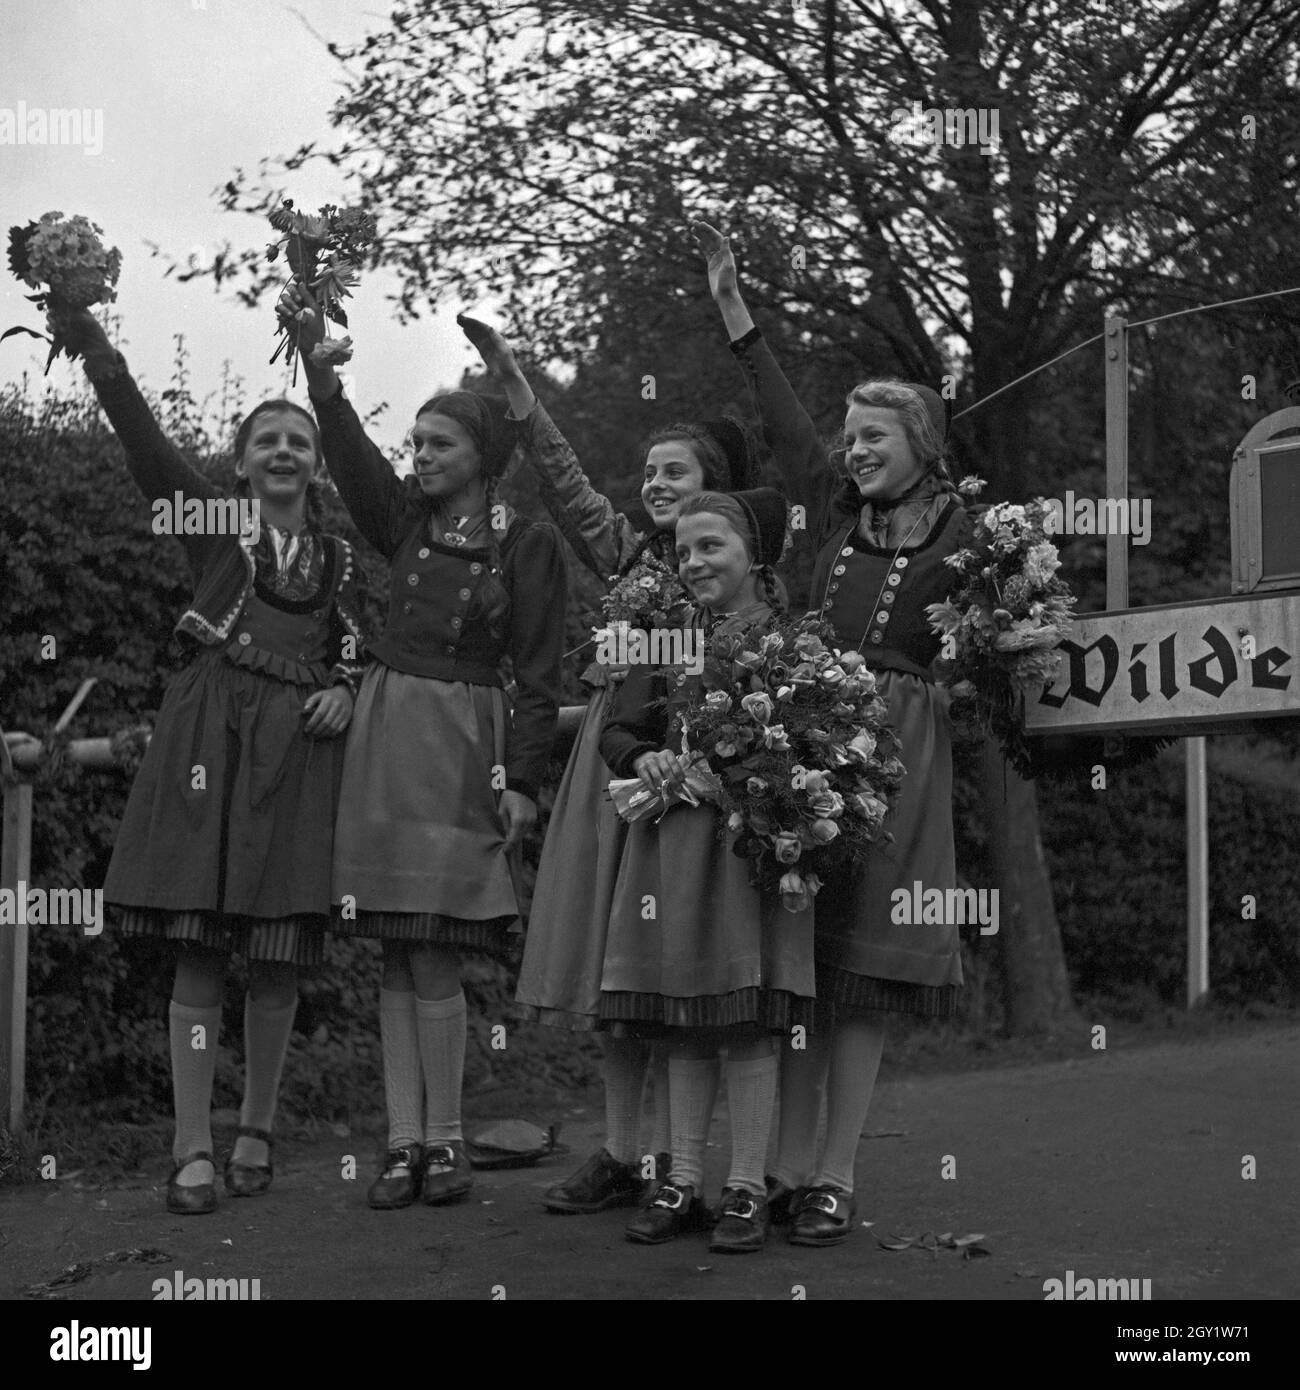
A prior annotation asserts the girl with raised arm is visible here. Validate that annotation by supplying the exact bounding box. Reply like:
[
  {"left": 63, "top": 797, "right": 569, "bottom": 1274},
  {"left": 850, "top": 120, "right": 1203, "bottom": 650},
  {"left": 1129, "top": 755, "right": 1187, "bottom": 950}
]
[
  {"left": 460, "top": 315, "right": 761, "bottom": 1215},
  {"left": 60, "top": 307, "right": 366, "bottom": 1216},
  {"left": 693, "top": 220, "right": 968, "bottom": 1246},
  {"left": 279, "top": 284, "right": 566, "bottom": 1211}
]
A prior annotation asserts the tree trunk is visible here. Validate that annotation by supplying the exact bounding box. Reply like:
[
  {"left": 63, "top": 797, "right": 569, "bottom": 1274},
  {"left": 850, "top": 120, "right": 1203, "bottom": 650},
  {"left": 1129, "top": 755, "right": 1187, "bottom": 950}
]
[{"left": 981, "top": 731, "right": 1077, "bottom": 1036}]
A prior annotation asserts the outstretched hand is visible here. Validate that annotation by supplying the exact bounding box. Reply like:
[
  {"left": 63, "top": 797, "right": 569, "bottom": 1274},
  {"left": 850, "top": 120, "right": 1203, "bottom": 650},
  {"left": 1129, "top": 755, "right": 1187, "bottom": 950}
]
[
  {"left": 458, "top": 313, "right": 519, "bottom": 378},
  {"left": 690, "top": 220, "right": 739, "bottom": 300},
  {"left": 48, "top": 305, "right": 111, "bottom": 360},
  {"left": 276, "top": 280, "right": 327, "bottom": 358}
]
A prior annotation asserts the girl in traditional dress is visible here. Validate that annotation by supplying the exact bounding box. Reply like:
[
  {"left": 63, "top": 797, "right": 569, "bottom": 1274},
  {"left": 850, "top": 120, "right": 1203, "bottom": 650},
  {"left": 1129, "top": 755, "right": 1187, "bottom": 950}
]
[
  {"left": 695, "top": 220, "right": 968, "bottom": 1246},
  {"left": 460, "top": 316, "right": 762, "bottom": 1215},
  {"left": 60, "top": 307, "right": 366, "bottom": 1216},
  {"left": 280, "top": 285, "right": 566, "bottom": 1210},
  {"left": 600, "top": 488, "right": 813, "bottom": 1253}
]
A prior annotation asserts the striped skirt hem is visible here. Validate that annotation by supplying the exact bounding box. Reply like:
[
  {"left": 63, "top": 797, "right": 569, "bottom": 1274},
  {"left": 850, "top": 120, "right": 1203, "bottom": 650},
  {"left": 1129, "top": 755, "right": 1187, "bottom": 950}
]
[
  {"left": 512, "top": 1002, "right": 603, "bottom": 1033},
  {"left": 333, "top": 909, "right": 518, "bottom": 958},
  {"left": 116, "top": 908, "right": 325, "bottom": 967},
  {"left": 598, "top": 987, "right": 815, "bottom": 1034},
  {"left": 817, "top": 965, "right": 959, "bottom": 1020}
]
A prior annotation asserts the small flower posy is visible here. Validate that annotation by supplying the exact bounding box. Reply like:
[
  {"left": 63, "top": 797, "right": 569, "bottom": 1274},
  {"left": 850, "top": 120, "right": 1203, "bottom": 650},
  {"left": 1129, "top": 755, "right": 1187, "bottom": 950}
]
[
  {"left": 600, "top": 550, "right": 690, "bottom": 631},
  {"left": 4, "top": 212, "right": 122, "bottom": 373},
  {"left": 926, "top": 480, "right": 1077, "bottom": 777},
  {"left": 265, "top": 199, "right": 377, "bottom": 382},
  {"left": 613, "top": 613, "right": 905, "bottom": 913}
]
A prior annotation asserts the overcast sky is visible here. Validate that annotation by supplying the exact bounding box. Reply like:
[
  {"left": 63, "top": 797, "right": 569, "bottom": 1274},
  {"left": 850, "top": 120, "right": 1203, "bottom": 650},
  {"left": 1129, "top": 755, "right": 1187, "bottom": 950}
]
[{"left": 2, "top": 0, "right": 493, "bottom": 453}]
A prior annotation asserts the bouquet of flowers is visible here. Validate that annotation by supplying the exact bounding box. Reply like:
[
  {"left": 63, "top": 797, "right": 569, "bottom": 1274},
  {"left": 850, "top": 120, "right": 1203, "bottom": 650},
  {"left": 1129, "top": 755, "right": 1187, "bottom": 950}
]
[
  {"left": 611, "top": 613, "right": 904, "bottom": 913},
  {"left": 600, "top": 549, "right": 689, "bottom": 630},
  {"left": 926, "top": 479, "right": 1076, "bottom": 777},
  {"left": 5, "top": 212, "right": 122, "bottom": 372},
  {"left": 266, "top": 199, "right": 378, "bottom": 379}
]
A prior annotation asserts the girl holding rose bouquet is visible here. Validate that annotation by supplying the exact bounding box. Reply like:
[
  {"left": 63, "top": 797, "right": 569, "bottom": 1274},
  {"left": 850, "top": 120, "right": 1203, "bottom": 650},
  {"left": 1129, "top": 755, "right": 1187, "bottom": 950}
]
[
  {"left": 460, "top": 315, "right": 762, "bottom": 1217},
  {"left": 693, "top": 219, "right": 973, "bottom": 1246},
  {"left": 598, "top": 487, "right": 815, "bottom": 1253}
]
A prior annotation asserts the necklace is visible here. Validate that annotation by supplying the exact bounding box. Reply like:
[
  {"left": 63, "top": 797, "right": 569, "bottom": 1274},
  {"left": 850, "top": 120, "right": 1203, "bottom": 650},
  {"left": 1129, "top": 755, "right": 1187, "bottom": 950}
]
[
  {"left": 818, "top": 504, "right": 931, "bottom": 653},
  {"left": 432, "top": 506, "right": 487, "bottom": 548}
]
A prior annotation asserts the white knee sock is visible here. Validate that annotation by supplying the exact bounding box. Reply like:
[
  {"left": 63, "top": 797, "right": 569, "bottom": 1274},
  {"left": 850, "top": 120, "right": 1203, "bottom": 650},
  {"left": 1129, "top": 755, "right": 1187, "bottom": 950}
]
[
  {"left": 380, "top": 987, "right": 422, "bottom": 1150},
  {"left": 603, "top": 1034, "right": 650, "bottom": 1167},
  {"left": 170, "top": 1000, "right": 221, "bottom": 1181},
  {"left": 235, "top": 993, "right": 297, "bottom": 1165},
  {"left": 770, "top": 1028, "right": 830, "bottom": 1189},
  {"left": 723, "top": 1044, "right": 778, "bottom": 1197},
  {"left": 416, "top": 992, "right": 467, "bottom": 1145},
  {"left": 646, "top": 1043, "right": 672, "bottom": 1159},
  {"left": 812, "top": 1015, "right": 887, "bottom": 1194},
  {"left": 667, "top": 1053, "right": 721, "bottom": 1191}
]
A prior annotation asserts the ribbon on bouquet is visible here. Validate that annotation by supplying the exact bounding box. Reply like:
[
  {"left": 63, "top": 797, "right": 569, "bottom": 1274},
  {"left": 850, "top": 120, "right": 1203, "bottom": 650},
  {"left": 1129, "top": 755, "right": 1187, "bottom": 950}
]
[{"left": 607, "top": 754, "right": 724, "bottom": 824}]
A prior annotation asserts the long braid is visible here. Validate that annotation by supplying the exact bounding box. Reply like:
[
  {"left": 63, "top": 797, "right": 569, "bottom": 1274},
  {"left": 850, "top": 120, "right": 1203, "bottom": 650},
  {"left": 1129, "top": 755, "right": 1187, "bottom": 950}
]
[{"left": 759, "top": 564, "right": 786, "bottom": 615}]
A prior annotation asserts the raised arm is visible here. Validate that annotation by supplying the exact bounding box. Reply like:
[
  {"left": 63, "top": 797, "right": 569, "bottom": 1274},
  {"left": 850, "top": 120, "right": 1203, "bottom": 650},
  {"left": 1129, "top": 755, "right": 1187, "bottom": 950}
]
[
  {"left": 501, "top": 520, "right": 568, "bottom": 802},
  {"left": 280, "top": 283, "right": 413, "bottom": 560},
  {"left": 460, "top": 314, "right": 645, "bottom": 581},
  {"left": 61, "top": 309, "right": 226, "bottom": 567},
  {"left": 690, "top": 221, "right": 829, "bottom": 522}
]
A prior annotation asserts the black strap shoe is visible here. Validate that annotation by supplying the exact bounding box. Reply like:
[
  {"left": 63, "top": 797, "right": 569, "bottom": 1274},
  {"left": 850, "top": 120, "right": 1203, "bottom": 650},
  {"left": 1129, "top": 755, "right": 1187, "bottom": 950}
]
[
  {"left": 166, "top": 1151, "right": 217, "bottom": 1215},
  {"left": 625, "top": 1182, "right": 704, "bottom": 1244},
  {"left": 224, "top": 1125, "right": 274, "bottom": 1198},
  {"left": 765, "top": 1174, "right": 808, "bottom": 1227},
  {"left": 709, "top": 1187, "right": 770, "bottom": 1254},
  {"left": 367, "top": 1143, "right": 423, "bottom": 1210},
  {"left": 421, "top": 1140, "right": 473, "bottom": 1206},
  {"left": 788, "top": 1184, "right": 857, "bottom": 1246}
]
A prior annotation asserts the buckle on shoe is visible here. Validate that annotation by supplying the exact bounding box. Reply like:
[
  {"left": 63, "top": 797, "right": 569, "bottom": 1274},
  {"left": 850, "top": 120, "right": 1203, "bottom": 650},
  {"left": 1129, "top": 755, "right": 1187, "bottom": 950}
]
[
  {"left": 725, "top": 1195, "right": 758, "bottom": 1221},
  {"left": 806, "top": 1192, "right": 839, "bottom": 1216},
  {"left": 650, "top": 1184, "right": 686, "bottom": 1211},
  {"left": 425, "top": 1144, "right": 459, "bottom": 1172}
]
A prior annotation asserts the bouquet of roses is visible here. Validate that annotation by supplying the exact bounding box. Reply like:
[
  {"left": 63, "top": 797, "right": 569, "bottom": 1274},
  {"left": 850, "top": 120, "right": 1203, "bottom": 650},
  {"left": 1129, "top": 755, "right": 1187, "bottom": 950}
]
[
  {"left": 926, "top": 478, "right": 1076, "bottom": 777},
  {"left": 618, "top": 613, "right": 904, "bottom": 913},
  {"left": 266, "top": 199, "right": 378, "bottom": 378},
  {"left": 5, "top": 212, "right": 122, "bottom": 372}
]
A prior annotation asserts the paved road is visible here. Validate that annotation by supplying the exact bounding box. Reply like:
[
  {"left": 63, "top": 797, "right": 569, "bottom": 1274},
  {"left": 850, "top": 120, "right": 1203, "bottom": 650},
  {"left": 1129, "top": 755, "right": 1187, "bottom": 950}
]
[{"left": 3, "top": 1024, "right": 1298, "bottom": 1302}]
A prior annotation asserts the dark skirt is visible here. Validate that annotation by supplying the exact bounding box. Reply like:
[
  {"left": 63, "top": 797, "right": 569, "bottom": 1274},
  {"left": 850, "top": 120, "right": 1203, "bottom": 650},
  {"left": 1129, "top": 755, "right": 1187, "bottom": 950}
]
[
  {"left": 514, "top": 686, "right": 628, "bottom": 1029},
  {"left": 330, "top": 664, "right": 519, "bottom": 958},
  {"left": 598, "top": 800, "right": 816, "bottom": 1035},
  {"left": 105, "top": 648, "right": 345, "bottom": 966},
  {"left": 813, "top": 670, "right": 962, "bottom": 1019}
]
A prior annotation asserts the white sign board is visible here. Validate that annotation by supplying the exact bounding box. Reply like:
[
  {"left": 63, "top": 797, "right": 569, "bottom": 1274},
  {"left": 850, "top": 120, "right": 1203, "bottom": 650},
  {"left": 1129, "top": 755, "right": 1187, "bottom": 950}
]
[{"left": 1024, "top": 593, "right": 1300, "bottom": 735}]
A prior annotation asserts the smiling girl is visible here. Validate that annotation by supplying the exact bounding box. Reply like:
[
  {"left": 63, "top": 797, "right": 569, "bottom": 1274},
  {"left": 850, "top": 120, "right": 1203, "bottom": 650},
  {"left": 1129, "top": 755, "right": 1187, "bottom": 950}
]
[
  {"left": 59, "top": 307, "right": 366, "bottom": 1216},
  {"left": 280, "top": 285, "right": 566, "bottom": 1211},
  {"left": 599, "top": 488, "right": 812, "bottom": 1253},
  {"left": 461, "top": 316, "right": 762, "bottom": 1216},
  {"left": 695, "top": 220, "right": 969, "bottom": 1246}
]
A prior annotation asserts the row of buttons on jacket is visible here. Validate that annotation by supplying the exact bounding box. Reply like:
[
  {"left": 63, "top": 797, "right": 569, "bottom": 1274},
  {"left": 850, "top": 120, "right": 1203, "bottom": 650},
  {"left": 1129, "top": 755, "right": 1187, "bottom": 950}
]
[
  {"left": 401, "top": 551, "right": 487, "bottom": 657},
  {"left": 823, "top": 545, "right": 909, "bottom": 646}
]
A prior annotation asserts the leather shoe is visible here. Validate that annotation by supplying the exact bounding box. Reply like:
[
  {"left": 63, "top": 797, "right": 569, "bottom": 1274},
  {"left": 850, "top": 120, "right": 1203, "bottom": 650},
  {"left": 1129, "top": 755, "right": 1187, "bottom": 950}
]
[
  {"left": 166, "top": 1151, "right": 217, "bottom": 1215},
  {"left": 224, "top": 1125, "right": 273, "bottom": 1197},
  {"left": 788, "top": 1185, "right": 856, "bottom": 1246},
  {"left": 544, "top": 1148, "right": 642, "bottom": 1214},
  {"left": 421, "top": 1140, "right": 473, "bottom": 1205},
  {"left": 765, "top": 1175, "right": 806, "bottom": 1227},
  {"left": 639, "top": 1151, "right": 673, "bottom": 1204},
  {"left": 367, "top": 1143, "right": 423, "bottom": 1209},
  {"left": 709, "top": 1188, "right": 769, "bottom": 1253},
  {"left": 625, "top": 1182, "right": 705, "bottom": 1245}
]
